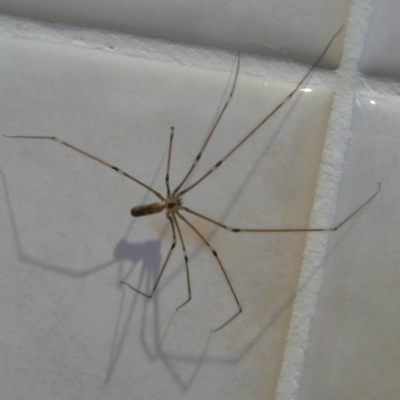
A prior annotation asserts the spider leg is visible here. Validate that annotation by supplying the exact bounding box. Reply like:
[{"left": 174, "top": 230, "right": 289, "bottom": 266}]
[
  {"left": 165, "top": 127, "right": 174, "bottom": 197},
  {"left": 179, "top": 25, "right": 345, "bottom": 196},
  {"left": 176, "top": 211, "right": 242, "bottom": 333},
  {"left": 173, "top": 52, "right": 241, "bottom": 195},
  {"left": 3, "top": 135, "right": 165, "bottom": 201},
  {"left": 180, "top": 182, "right": 380, "bottom": 233},
  {"left": 171, "top": 213, "right": 192, "bottom": 311}
]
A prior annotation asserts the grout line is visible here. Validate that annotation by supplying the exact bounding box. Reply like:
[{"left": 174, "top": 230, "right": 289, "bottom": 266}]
[{"left": 275, "top": 1, "right": 383, "bottom": 399}]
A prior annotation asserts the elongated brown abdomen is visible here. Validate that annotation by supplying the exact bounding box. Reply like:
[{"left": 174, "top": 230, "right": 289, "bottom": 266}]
[{"left": 131, "top": 202, "right": 165, "bottom": 217}]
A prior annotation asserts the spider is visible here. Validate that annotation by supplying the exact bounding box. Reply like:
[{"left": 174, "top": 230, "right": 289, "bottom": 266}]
[{"left": 3, "top": 25, "right": 380, "bottom": 332}]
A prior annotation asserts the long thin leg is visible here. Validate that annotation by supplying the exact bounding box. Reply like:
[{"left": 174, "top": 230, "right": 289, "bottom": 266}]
[
  {"left": 120, "top": 214, "right": 176, "bottom": 297},
  {"left": 179, "top": 26, "right": 345, "bottom": 196},
  {"left": 172, "top": 53, "right": 241, "bottom": 195},
  {"left": 171, "top": 213, "right": 192, "bottom": 311},
  {"left": 176, "top": 211, "right": 242, "bottom": 333},
  {"left": 180, "top": 182, "right": 380, "bottom": 233},
  {"left": 165, "top": 127, "right": 174, "bottom": 197},
  {"left": 3, "top": 135, "right": 165, "bottom": 201}
]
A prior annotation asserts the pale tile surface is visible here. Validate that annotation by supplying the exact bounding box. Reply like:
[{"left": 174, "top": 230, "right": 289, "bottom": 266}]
[
  {"left": 359, "top": 0, "right": 400, "bottom": 78},
  {"left": 0, "top": 0, "right": 349, "bottom": 64},
  {"left": 298, "top": 96, "right": 400, "bottom": 399},
  {"left": 0, "top": 37, "right": 332, "bottom": 399}
]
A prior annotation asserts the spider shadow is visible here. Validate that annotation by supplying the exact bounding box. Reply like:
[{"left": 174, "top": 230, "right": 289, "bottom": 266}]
[
  {"left": 1, "top": 157, "right": 210, "bottom": 390},
  {"left": 2, "top": 134, "right": 368, "bottom": 393},
  {"left": 0, "top": 64, "right": 334, "bottom": 392}
]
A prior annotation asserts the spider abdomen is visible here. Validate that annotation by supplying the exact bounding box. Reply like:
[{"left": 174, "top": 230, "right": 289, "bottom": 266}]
[{"left": 131, "top": 202, "right": 165, "bottom": 217}]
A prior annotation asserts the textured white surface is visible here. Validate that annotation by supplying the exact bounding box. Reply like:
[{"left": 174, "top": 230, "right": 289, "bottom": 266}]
[
  {"left": 0, "top": 0, "right": 398, "bottom": 398},
  {"left": 359, "top": 0, "right": 400, "bottom": 78}
]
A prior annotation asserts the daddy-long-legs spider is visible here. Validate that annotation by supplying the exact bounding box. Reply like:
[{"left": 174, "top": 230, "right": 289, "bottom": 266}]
[{"left": 3, "top": 25, "right": 380, "bottom": 333}]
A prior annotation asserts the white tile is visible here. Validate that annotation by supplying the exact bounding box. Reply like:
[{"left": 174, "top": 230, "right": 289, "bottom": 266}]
[
  {"left": 298, "top": 95, "right": 400, "bottom": 399},
  {"left": 359, "top": 0, "right": 400, "bottom": 78},
  {"left": 0, "top": 37, "right": 332, "bottom": 399},
  {"left": 0, "top": 0, "right": 348, "bottom": 64}
]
